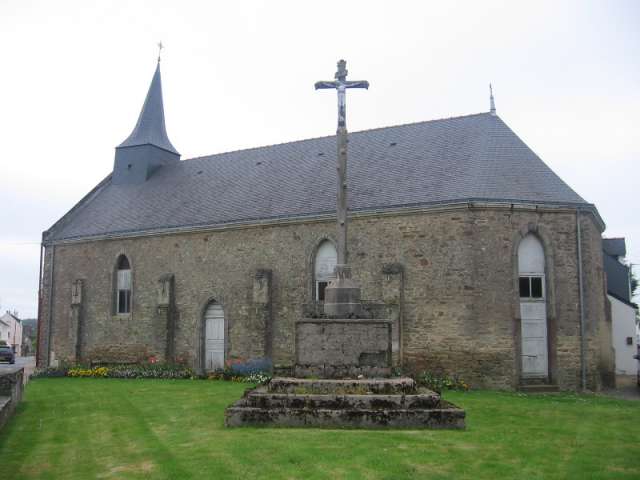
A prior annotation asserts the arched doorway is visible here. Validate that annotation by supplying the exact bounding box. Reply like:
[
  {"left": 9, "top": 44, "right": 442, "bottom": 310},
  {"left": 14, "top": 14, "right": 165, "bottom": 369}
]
[
  {"left": 203, "top": 302, "right": 225, "bottom": 372},
  {"left": 518, "top": 234, "right": 548, "bottom": 378}
]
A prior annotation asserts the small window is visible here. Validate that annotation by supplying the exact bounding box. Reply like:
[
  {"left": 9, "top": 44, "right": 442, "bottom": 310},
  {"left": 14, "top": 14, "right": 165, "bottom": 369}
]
[
  {"left": 116, "top": 255, "right": 132, "bottom": 314},
  {"left": 531, "top": 277, "right": 543, "bottom": 298},
  {"left": 519, "top": 276, "right": 544, "bottom": 299},
  {"left": 519, "top": 277, "right": 530, "bottom": 298}
]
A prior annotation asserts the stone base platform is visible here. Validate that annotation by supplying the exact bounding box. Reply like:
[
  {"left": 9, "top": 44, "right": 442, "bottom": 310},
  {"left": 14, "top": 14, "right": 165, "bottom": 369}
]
[{"left": 225, "top": 377, "right": 465, "bottom": 429}]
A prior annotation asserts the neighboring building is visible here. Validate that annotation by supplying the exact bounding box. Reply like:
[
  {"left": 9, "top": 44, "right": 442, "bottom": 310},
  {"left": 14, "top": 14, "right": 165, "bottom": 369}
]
[
  {"left": 603, "top": 238, "right": 638, "bottom": 376},
  {"left": 0, "top": 317, "right": 9, "bottom": 345},
  {"left": 0, "top": 311, "right": 23, "bottom": 356},
  {"left": 21, "top": 319, "right": 37, "bottom": 357},
  {"left": 37, "top": 61, "right": 615, "bottom": 391}
]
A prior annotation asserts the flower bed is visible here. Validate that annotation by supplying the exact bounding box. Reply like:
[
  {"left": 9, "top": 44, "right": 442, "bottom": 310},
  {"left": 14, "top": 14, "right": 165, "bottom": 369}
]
[
  {"left": 32, "top": 359, "right": 272, "bottom": 384},
  {"left": 33, "top": 364, "right": 193, "bottom": 380}
]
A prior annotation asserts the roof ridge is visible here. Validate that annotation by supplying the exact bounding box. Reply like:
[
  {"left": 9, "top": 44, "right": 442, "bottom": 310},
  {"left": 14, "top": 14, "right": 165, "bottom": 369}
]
[{"left": 184, "top": 112, "right": 493, "bottom": 163}]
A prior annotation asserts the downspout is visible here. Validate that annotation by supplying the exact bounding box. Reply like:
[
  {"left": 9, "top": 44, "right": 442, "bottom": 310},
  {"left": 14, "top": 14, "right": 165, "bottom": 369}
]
[
  {"left": 35, "top": 241, "right": 44, "bottom": 365},
  {"left": 399, "top": 268, "right": 405, "bottom": 368},
  {"left": 46, "top": 245, "right": 56, "bottom": 367},
  {"left": 576, "top": 209, "right": 587, "bottom": 390}
]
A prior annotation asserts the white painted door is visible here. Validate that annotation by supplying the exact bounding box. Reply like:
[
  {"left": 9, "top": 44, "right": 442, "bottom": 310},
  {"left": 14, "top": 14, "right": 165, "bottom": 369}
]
[
  {"left": 520, "top": 302, "right": 548, "bottom": 377},
  {"left": 204, "top": 304, "right": 225, "bottom": 371}
]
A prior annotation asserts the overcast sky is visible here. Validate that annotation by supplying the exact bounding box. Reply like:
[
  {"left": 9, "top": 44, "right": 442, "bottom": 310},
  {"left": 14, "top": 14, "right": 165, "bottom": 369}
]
[{"left": 1, "top": 0, "right": 638, "bottom": 318}]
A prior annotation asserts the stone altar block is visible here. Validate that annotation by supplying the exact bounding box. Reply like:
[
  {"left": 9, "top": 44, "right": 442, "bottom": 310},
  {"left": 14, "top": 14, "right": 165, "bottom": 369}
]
[{"left": 294, "top": 319, "right": 392, "bottom": 378}]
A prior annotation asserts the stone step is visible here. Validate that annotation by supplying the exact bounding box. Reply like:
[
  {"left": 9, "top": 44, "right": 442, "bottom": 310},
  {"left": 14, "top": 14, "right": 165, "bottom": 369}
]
[
  {"left": 518, "top": 384, "right": 559, "bottom": 393},
  {"left": 293, "top": 365, "right": 392, "bottom": 379},
  {"left": 243, "top": 389, "right": 441, "bottom": 410},
  {"left": 225, "top": 404, "right": 465, "bottom": 429},
  {"left": 268, "top": 377, "right": 416, "bottom": 395}
]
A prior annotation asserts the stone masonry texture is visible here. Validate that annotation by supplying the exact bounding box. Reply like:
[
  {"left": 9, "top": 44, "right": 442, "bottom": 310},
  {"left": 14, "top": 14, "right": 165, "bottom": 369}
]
[{"left": 38, "top": 206, "right": 613, "bottom": 391}]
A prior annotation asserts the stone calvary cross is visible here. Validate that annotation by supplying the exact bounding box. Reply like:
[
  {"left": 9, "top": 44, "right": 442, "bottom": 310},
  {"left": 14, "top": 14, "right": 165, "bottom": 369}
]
[{"left": 315, "top": 60, "right": 369, "bottom": 317}]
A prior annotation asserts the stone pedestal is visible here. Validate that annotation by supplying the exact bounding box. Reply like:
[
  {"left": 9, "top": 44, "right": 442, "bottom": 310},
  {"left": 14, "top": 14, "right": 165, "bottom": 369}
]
[
  {"left": 323, "top": 265, "right": 361, "bottom": 317},
  {"left": 225, "top": 311, "right": 467, "bottom": 430},
  {"left": 295, "top": 318, "right": 392, "bottom": 378}
]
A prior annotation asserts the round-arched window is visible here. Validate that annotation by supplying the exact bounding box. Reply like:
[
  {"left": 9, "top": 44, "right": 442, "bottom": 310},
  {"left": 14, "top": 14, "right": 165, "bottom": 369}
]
[
  {"left": 314, "top": 240, "right": 337, "bottom": 301},
  {"left": 518, "top": 235, "right": 545, "bottom": 299},
  {"left": 116, "top": 255, "right": 132, "bottom": 314}
]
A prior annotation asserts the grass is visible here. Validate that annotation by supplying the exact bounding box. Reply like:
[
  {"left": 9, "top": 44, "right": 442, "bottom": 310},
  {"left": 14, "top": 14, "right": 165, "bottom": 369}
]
[{"left": 0, "top": 379, "right": 638, "bottom": 479}]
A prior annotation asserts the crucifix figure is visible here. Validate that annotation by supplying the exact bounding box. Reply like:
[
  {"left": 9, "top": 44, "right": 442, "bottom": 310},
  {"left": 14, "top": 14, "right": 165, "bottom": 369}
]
[
  {"left": 315, "top": 59, "right": 369, "bottom": 129},
  {"left": 315, "top": 60, "right": 369, "bottom": 317},
  {"left": 157, "top": 41, "right": 164, "bottom": 62}
]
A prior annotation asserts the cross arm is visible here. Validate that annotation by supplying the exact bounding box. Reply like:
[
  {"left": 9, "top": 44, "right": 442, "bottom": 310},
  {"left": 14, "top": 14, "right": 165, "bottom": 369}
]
[
  {"left": 315, "top": 81, "right": 338, "bottom": 90},
  {"left": 343, "top": 80, "right": 370, "bottom": 89}
]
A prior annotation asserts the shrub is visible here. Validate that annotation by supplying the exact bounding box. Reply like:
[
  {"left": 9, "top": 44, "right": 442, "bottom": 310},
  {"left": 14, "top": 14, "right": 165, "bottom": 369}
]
[
  {"left": 415, "top": 371, "right": 469, "bottom": 393},
  {"left": 226, "top": 357, "right": 272, "bottom": 376},
  {"left": 104, "top": 364, "right": 193, "bottom": 379},
  {"left": 206, "top": 358, "right": 272, "bottom": 384},
  {"left": 68, "top": 367, "right": 109, "bottom": 377},
  {"left": 32, "top": 367, "right": 69, "bottom": 378}
]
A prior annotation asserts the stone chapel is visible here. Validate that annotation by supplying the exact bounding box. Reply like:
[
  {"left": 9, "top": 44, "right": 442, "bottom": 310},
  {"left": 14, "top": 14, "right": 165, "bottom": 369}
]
[{"left": 36, "top": 61, "right": 615, "bottom": 391}]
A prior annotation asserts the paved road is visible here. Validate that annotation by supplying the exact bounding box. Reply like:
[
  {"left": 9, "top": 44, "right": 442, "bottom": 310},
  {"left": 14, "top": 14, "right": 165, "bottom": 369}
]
[{"left": 0, "top": 356, "right": 36, "bottom": 384}]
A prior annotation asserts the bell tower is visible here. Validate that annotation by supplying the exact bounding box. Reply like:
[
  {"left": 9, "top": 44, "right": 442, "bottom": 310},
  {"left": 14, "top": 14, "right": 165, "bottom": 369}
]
[{"left": 113, "top": 60, "right": 180, "bottom": 185}]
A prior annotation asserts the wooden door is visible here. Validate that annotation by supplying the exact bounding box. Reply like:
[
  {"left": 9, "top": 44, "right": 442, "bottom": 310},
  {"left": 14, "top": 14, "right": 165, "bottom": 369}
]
[
  {"left": 204, "top": 304, "right": 225, "bottom": 371},
  {"left": 520, "top": 301, "right": 548, "bottom": 377}
]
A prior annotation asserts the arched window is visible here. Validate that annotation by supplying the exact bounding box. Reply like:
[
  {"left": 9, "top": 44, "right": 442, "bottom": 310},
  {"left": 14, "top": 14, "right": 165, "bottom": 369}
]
[
  {"left": 517, "top": 235, "right": 545, "bottom": 299},
  {"left": 116, "top": 255, "right": 132, "bottom": 314},
  {"left": 314, "top": 240, "right": 337, "bottom": 301}
]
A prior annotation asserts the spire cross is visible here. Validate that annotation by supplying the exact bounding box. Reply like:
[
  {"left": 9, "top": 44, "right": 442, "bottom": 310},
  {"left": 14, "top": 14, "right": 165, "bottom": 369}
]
[
  {"left": 315, "top": 59, "right": 369, "bottom": 129},
  {"left": 489, "top": 83, "right": 496, "bottom": 115},
  {"left": 157, "top": 41, "right": 164, "bottom": 63}
]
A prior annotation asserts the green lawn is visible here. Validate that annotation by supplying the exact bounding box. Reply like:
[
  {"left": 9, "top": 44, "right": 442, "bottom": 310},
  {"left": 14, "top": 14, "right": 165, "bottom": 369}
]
[{"left": 0, "top": 379, "right": 638, "bottom": 479}]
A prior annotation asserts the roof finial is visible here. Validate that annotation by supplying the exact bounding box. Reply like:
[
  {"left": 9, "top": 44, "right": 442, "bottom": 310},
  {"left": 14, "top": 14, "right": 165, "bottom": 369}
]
[
  {"left": 489, "top": 83, "right": 496, "bottom": 116},
  {"left": 157, "top": 41, "right": 164, "bottom": 63}
]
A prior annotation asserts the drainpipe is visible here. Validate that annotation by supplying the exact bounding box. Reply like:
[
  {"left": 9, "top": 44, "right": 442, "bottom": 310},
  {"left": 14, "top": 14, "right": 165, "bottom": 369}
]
[
  {"left": 576, "top": 209, "right": 587, "bottom": 390},
  {"left": 46, "top": 245, "right": 56, "bottom": 367},
  {"left": 399, "top": 268, "right": 405, "bottom": 368},
  {"left": 36, "top": 242, "right": 44, "bottom": 365}
]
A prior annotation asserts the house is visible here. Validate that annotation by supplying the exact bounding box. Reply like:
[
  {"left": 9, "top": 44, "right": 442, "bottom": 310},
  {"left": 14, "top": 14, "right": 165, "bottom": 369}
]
[
  {"left": 0, "top": 318, "right": 9, "bottom": 345},
  {"left": 603, "top": 238, "right": 638, "bottom": 376},
  {"left": 0, "top": 311, "right": 22, "bottom": 357},
  {"left": 36, "top": 60, "right": 614, "bottom": 391}
]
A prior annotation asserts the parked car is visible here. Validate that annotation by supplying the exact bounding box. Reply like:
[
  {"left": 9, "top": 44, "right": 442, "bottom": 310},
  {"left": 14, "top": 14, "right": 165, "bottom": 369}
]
[{"left": 0, "top": 345, "right": 15, "bottom": 364}]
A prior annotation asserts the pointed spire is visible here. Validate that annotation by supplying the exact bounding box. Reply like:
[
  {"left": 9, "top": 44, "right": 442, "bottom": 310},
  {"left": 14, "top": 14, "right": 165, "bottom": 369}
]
[
  {"left": 489, "top": 83, "right": 496, "bottom": 116},
  {"left": 118, "top": 62, "right": 179, "bottom": 154}
]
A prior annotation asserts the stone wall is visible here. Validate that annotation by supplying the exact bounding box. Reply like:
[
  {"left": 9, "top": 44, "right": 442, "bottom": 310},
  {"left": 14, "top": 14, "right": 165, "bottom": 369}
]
[
  {"left": 0, "top": 367, "right": 24, "bottom": 431},
  {"left": 38, "top": 205, "right": 612, "bottom": 390}
]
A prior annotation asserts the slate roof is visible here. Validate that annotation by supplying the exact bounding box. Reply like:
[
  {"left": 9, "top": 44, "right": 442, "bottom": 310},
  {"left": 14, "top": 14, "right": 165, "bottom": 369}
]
[
  {"left": 603, "top": 253, "right": 631, "bottom": 303},
  {"left": 46, "top": 112, "right": 591, "bottom": 243},
  {"left": 117, "top": 63, "right": 179, "bottom": 154},
  {"left": 603, "top": 238, "right": 626, "bottom": 258}
]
